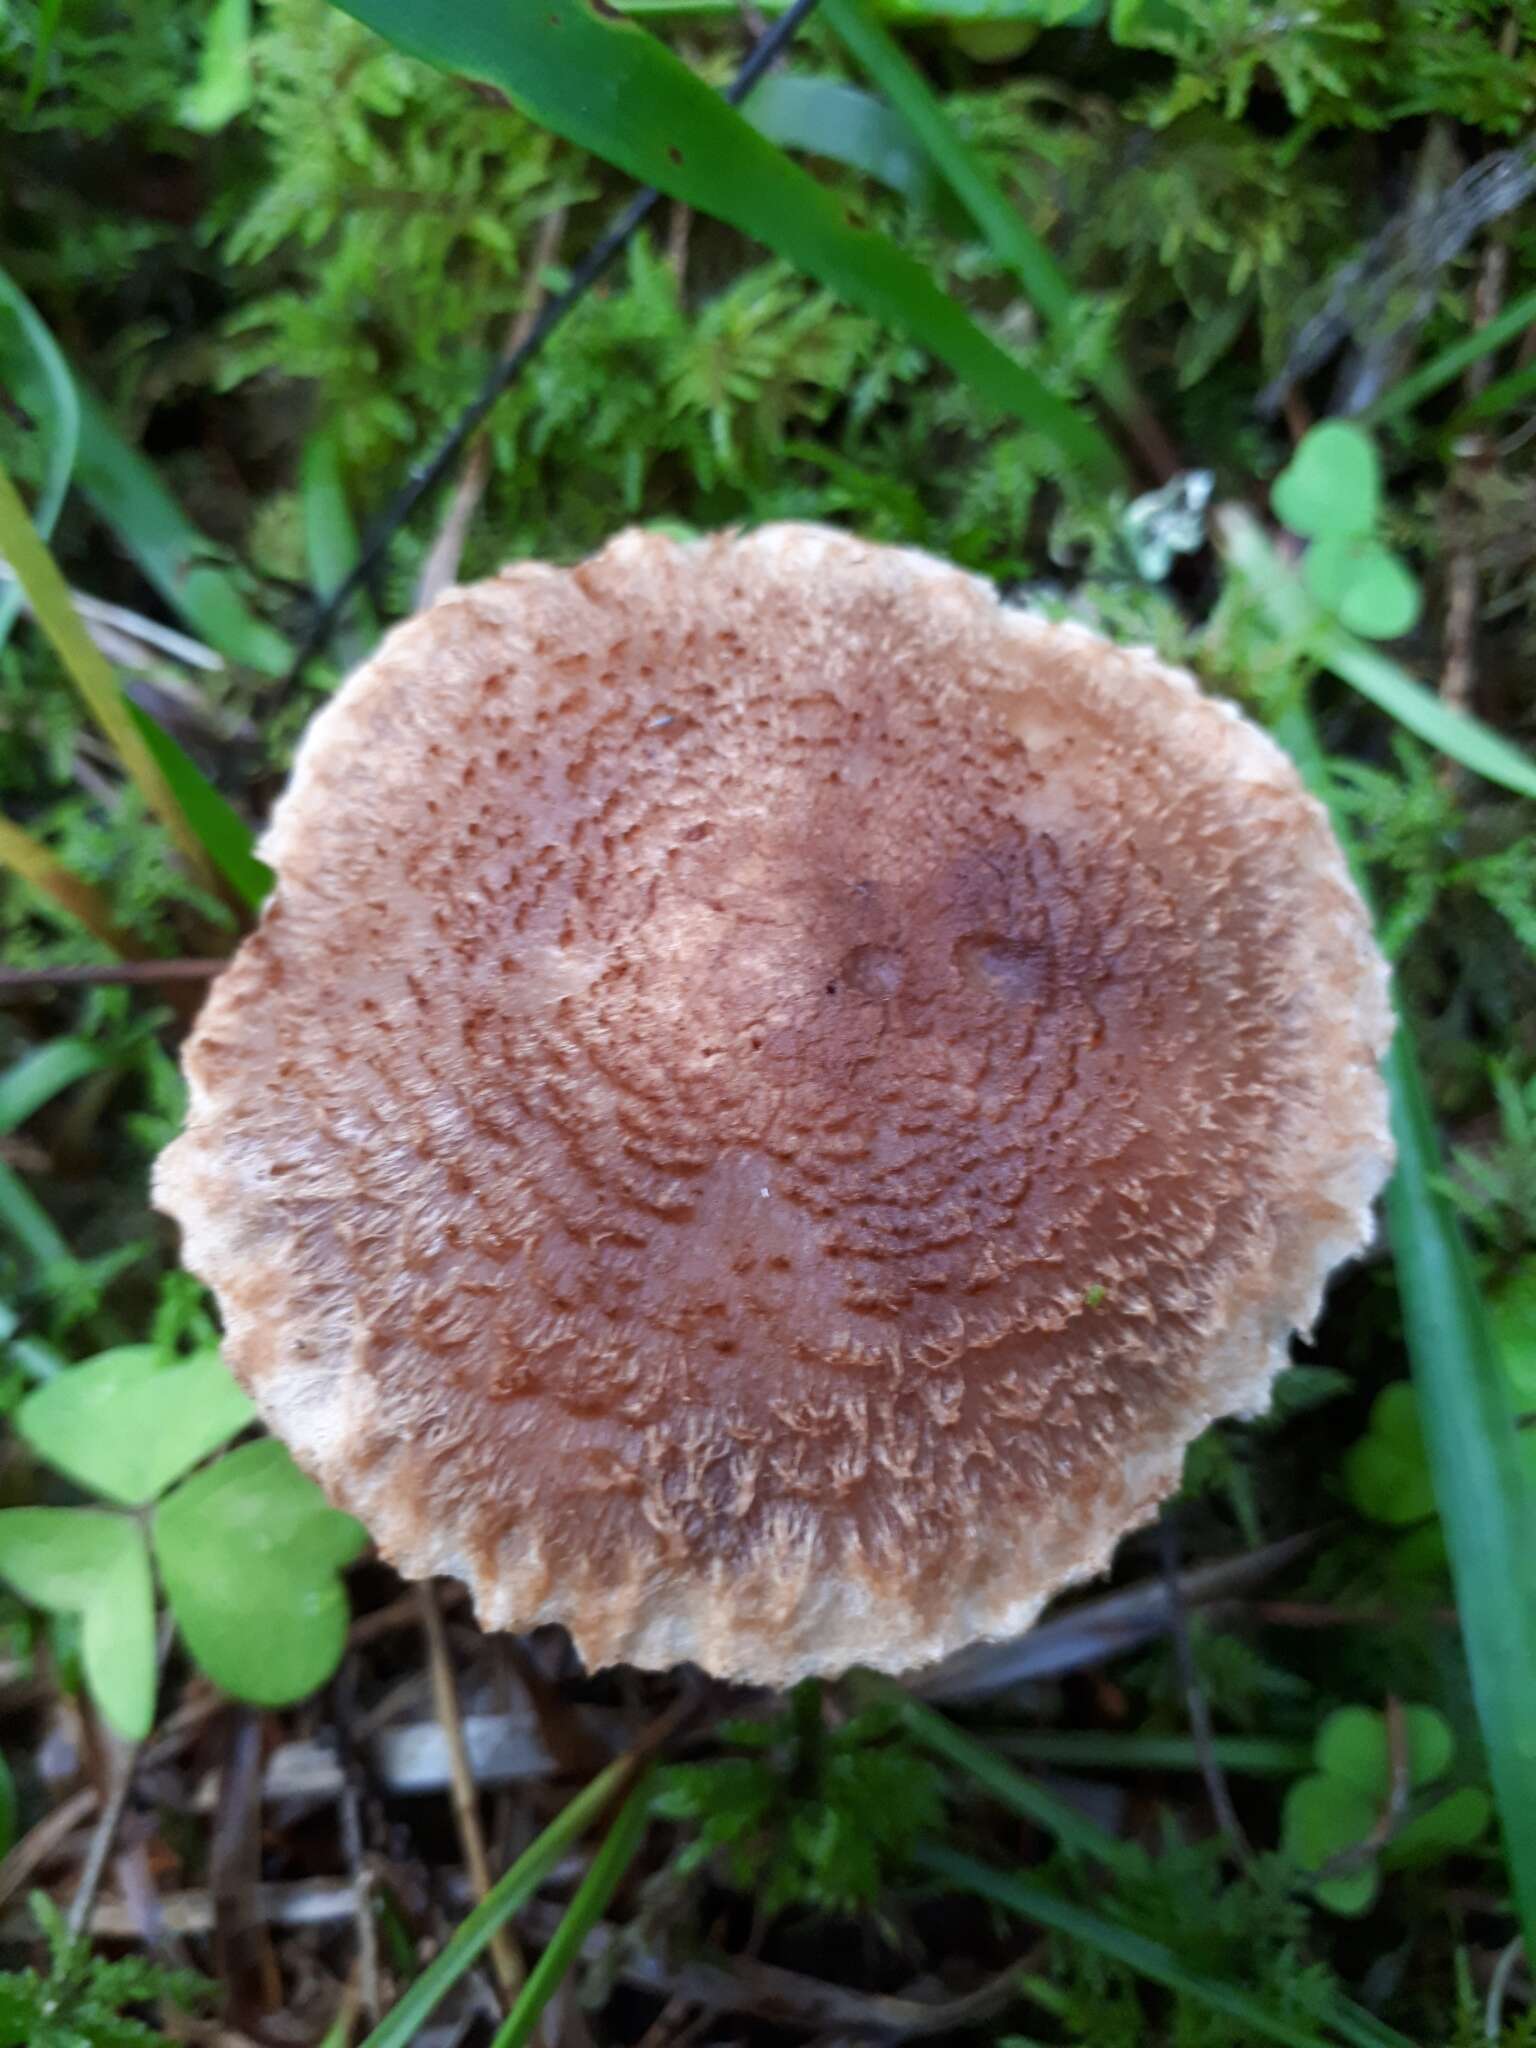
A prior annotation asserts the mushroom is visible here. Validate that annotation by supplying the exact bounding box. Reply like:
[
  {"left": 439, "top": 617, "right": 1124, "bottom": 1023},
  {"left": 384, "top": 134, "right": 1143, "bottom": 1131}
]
[{"left": 155, "top": 525, "right": 1393, "bottom": 1685}]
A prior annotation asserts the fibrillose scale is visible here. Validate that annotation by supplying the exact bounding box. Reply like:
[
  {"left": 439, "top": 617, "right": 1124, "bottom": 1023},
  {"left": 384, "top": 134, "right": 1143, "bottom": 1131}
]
[{"left": 156, "top": 525, "right": 1393, "bottom": 1685}]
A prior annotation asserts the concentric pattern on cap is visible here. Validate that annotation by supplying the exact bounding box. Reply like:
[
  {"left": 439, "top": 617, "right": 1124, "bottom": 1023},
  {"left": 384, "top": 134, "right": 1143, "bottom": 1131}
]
[{"left": 156, "top": 526, "right": 1393, "bottom": 1682}]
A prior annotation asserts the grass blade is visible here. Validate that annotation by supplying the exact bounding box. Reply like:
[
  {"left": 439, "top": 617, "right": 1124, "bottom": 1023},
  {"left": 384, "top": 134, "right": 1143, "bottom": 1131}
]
[
  {"left": 329, "top": 0, "right": 1125, "bottom": 486},
  {"left": 821, "top": 0, "right": 1074, "bottom": 325},
  {"left": 126, "top": 704, "right": 272, "bottom": 912},
  {"left": 0, "top": 811, "right": 145, "bottom": 959},
  {"left": 1375, "top": 1026, "right": 1536, "bottom": 1965},
  {"left": 0, "top": 1041, "right": 115, "bottom": 1137},
  {"left": 1218, "top": 507, "right": 1536, "bottom": 802},
  {"left": 0, "top": 266, "right": 79, "bottom": 655},
  {"left": 0, "top": 459, "right": 222, "bottom": 897},
  {"left": 1274, "top": 693, "right": 1536, "bottom": 1972},
  {"left": 991, "top": 1731, "right": 1312, "bottom": 1775},
  {"left": 74, "top": 385, "right": 294, "bottom": 677},
  {"left": 919, "top": 1845, "right": 1411, "bottom": 2048},
  {"left": 300, "top": 426, "right": 373, "bottom": 669},
  {"left": 819, "top": 0, "right": 1172, "bottom": 471},
  {"left": 359, "top": 1754, "right": 638, "bottom": 2048},
  {"left": 889, "top": 1689, "right": 1129, "bottom": 1865},
  {"left": 488, "top": 1780, "right": 655, "bottom": 2048},
  {"left": 1366, "top": 285, "right": 1536, "bottom": 429}
]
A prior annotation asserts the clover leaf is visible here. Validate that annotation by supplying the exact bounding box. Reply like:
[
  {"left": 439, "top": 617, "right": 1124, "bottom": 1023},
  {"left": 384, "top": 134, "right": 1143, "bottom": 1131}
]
[
  {"left": 1271, "top": 423, "right": 1420, "bottom": 641},
  {"left": 1303, "top": 536, "right": 1421, "bottom": 639},
  {"left": 17, "top": 1345, "right": 255, "bottom": 1508},
  {"left": 1282, "top": 1704, "right": 1490, "bottom": 1916},
  {"left": 1344, "top": 1384, "right": 1436, "bottom": 1526},
  {"left": 153, "top": 1440, "right": 367, "bottom": 1708},
  {"left": 1271, "top": 423, "right": 1380, "bottom": 540},
  {"left": 0, "top": 1511, "right": 155, "bottom": 1739}
]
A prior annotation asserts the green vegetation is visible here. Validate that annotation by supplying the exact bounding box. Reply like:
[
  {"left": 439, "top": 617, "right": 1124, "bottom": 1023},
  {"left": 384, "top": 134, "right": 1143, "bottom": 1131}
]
[{"left": 2, "top": 0, "right": 1535, "bottom": 2041}]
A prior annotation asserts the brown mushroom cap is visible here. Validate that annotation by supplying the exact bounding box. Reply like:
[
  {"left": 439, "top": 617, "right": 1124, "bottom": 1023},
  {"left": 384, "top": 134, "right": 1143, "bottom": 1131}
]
[{"left": 156, "top": 525, "right": 1393, "bottom": 1684}]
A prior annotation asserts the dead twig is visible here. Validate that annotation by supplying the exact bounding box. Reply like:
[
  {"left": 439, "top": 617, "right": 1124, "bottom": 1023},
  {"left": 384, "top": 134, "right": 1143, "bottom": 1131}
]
[
  {"left": 0, "top": 1786, "right": 99, "bottom": 1914},
  {"left": 0, "top": 958, "right": 226, "bottom": 991},
  {"left": 1156, "top": 1511, "right": 1253, "bottom": 1870},
  {"left": 417, "top": 1581, "right": 526, "bottom": 2003},
  {"left": 67, "top": 1731, "right": 142, "bottom": 1939}
]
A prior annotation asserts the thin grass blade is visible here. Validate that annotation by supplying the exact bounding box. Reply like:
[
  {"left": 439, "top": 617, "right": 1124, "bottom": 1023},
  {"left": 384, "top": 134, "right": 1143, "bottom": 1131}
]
[
  {"left": 0, "top": 460, "right": 223, "bottom": 897},
  {"left": 889, "top": 1690, "right": 1129, "bottom": 1865},
  {"left": 359, "top": 1754, "right": 637, "bottom": 2048},
  {"left": 0, "top": 1042, "right": 116, "bottom": 1137},
  {"left": 820, "top": 0, "right": 1171, "bottom": 470},
  {"left": 74, "top": 385, "right": 294, "bottom": 677},
  {"left": 0, "top": 267, "right": 79, "bottom": 654},
  {"left": 489, "top": 1780, "right": 655, "bottom": 2048},
  {"left": 919, "top": 1845, "right": 1410, "bottom": 2048},
  {"left": 126, "top": 704, "right": 271, "bottom": 913},
  {"left": 1218, "top": 508, "right": 1536, "bottom": 802},
  {"left": 1366, "top": 285, "right": 1536, "bottom": 428},
  {"left": 328, "top": 0, "right": 1124, "bottom": 485}
]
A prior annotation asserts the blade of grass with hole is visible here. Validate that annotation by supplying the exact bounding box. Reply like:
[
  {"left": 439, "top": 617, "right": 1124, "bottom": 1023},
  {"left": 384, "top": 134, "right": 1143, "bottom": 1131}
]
[
  {"left": 328, "top": 0, "right": 1124, "bottom": 486},
  {"left": 920, "top": 1845, "right": 1412, "bottom": 2048},
  {"left": 0, "top": 459, "right": 223, "bottom": 898},
  {"left": 489, "top": 1779, "right": 655, "bottom": 2048},
  {"left": 359, "top": 1754, "right": 638, "bottom": 2048},
  {"left": 74, "top": 385, "right": 294, "bottom": 677},
  {"left": 0, "top": 268, "right": 79, "bottom": 657},
  {"left": 1218, "top": 508, "right": 1536, "bottom": 802}
]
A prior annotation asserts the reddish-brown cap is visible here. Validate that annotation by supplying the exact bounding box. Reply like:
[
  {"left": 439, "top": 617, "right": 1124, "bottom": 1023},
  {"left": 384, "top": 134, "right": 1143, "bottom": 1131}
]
[{"left": 156, "top": 526, "right": 1393, "bottom": 1683}]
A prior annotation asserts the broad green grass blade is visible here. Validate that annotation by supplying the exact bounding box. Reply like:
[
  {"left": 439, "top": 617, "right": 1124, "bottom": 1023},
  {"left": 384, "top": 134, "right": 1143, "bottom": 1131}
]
[
  {"left": 744, "top": 74, "right": 943, "bottom": 210},
  {"left": 74, "top": 385, "right": 294, "bottom": 677},
  {"left": 329, "top": 0, "right": 1124, "bottom": 486},
  {"left": 920, "top": 1846, "right": 1411, "bottom": 2048},
  {"left": 1276, "top": 695, "right": 1536, "bottom": 1973},
  {"left": 0, "top": 266, "right": 80, "bottom": 654},
  {"left": 1376, "top": 1026, "right": 1536, "bottom": 1965},
  {"left": 0, "top": 460, "right": 222, "bottom": 896},
  {"left": 1218, "top": 508, "right": 1536, "bottom": 802},
  {"left": 1366, "top": 285, "right": 1536, "bottom": 429},
  {"left": 0, "top": 811, "right": 144, "bottom": 958},
  {"left": 489, "top": 1781, "right": 655, "bottom": 2048},
  {"left": 127, "top": 704, "right": 272, "bottom": 912},
  {"left": 359, "top": 1756, "right": 638, "bottom": 2048}
]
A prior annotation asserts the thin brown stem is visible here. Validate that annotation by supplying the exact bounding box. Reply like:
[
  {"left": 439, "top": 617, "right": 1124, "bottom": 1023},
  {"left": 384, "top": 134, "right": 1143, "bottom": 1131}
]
[
  {"left": 417, "top": 1581, "right": 526, "bottom": 2004},
  {"left": 0, "top": 958, "right": 226, "bottom": 991}
]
